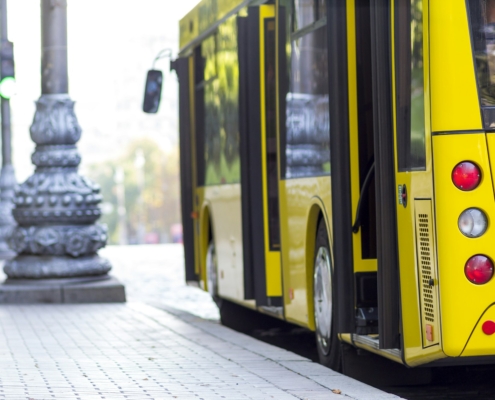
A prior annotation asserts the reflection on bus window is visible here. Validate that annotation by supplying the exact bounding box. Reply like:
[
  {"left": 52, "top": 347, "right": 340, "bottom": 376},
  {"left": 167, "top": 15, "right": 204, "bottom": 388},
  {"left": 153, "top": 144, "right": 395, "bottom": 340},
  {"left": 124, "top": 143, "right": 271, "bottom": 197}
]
[
  {"left": 202, "top": 16, "right": 240, "bottom": 185},
  {"left": 469, "top": 0, "right": 495, "bottom": 107},
  {"left": 396, "top": 0, "right": 426, "bottom": 170},
  {"left": 291, "top": 0, "right": 326, "bottom": 31},
  {"left": 294, "top": 0, "right": 316, "bottom": 29},
  {"left": 285, "top": 25, "right": 330, "bottom": 178}
]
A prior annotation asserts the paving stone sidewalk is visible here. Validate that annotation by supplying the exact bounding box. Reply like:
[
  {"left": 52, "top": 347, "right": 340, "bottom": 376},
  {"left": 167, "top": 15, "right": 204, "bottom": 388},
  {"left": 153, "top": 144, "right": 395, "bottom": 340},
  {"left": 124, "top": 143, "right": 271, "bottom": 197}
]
[{"left": 0, "top": 301, "right": 402, "bottom": 400}]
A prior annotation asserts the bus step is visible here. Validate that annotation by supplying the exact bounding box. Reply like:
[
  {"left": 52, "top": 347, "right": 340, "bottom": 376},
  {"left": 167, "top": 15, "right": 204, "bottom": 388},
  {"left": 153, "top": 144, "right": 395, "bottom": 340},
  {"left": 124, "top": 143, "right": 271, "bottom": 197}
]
[{"left": 355, "top": 307, "right": 378, "bottom": 335}]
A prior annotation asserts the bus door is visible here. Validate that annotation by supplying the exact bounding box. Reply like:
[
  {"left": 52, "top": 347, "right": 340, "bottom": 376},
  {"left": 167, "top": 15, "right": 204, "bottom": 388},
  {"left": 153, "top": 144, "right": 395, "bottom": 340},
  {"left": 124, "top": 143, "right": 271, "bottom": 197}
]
[
  {"left": 174, "top": 55, "right": 199, "bottom": 285},
  {"left": 348, "top": 0, "right": 404, "bottom": 350},
  {"left": 393, "top": 0, "right": 440, "bottom": 355},
  {"left": 174, "top": 46, "right": 208, "bottom": 288},
  {"left": 238, "top": 5, "right": 283, "bottom": 311},
  {"left": 368, "top": 0, "right": 402, "bottom": 350},
  {"left": 350, "top": 0, "right": 436, "bottom": 352}
]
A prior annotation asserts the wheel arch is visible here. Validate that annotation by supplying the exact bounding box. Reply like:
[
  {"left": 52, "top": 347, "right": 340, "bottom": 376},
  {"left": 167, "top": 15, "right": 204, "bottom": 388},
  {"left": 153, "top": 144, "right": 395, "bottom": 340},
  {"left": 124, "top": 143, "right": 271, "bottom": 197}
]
[
  {"left": 199, "top": 201, "right": 213, "bottom": 290},
  {"left": 305, "top": 197, "right": 332, "bottom": 332}
]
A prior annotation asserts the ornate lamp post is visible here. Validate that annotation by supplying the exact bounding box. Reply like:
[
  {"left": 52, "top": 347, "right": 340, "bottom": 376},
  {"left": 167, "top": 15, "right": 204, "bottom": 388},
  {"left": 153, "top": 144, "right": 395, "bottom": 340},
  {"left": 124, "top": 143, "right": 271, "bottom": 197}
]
[
  {"left": 1, "top": 1, "right": 124, "bottom": 303},
  {"left": 0, "top": 0, "right": 17, "bottom": 259}
]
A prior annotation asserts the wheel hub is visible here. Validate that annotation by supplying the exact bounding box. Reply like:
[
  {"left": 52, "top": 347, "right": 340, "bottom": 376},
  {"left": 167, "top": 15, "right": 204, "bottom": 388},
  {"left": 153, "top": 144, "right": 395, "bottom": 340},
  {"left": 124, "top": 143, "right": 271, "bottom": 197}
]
[
  {"left": 314, "top": 246, "right": 332, "bottom": 355},
  {"left": 206, "top": 242, "right": 218, "bottom": 297}
]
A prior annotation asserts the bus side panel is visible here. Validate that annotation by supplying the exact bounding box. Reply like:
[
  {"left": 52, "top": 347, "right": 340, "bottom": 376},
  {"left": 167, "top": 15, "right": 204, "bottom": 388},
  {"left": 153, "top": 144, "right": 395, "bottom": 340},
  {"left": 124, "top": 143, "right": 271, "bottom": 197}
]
[
  {"left": 176, "top": 56, "right": 197, "bottom": 282},
  {"left": 463, "top": 304, "right": 495, "bottom": 356},
  {"left": 432, "top": 134, "right": 495, "bottom": 357},
  {"left": 280, "top": 177, "right": 331, "bottom": 327},
  {"left": 430, "top": 0, "right": 482, "bottom": 132},
  {"left": 205, "top": 185, "right": 245, "bottom": 302}
]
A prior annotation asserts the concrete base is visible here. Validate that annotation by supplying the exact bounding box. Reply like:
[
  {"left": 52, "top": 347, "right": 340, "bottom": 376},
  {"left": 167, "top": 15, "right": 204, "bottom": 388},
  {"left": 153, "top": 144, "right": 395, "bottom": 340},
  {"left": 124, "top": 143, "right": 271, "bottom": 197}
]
[{"left": 0, "top": 275, "right": 126, "bottom": 304}]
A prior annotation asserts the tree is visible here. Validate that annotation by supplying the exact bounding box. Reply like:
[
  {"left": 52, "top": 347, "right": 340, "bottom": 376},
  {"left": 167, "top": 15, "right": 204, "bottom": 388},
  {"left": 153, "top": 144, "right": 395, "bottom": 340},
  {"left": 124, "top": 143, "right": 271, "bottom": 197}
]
[{"left": 86, "top": 137, "right": 181, "bottom": 245}]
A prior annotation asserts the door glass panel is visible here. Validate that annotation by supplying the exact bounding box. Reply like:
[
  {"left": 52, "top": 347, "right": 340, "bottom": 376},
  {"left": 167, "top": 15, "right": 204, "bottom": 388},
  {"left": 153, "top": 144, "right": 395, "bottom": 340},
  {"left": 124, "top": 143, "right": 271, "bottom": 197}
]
[
  {"left": 294, "top": 0, "right": 317, "bottom": 29},
  {"left": 317, "top": 0, "right": 326, "bottom": 20},
  {"left": 356, "top": 0, "right": 377, "bottom": 259},
  {"left": 396, "top": 0, "right": 426, "bottom": 171},
  {"left": 264, "top": 18, "right": 280, "bottom": 250},
  {"left": 292, "top": 0, "right": 326, "bottom": 30}
]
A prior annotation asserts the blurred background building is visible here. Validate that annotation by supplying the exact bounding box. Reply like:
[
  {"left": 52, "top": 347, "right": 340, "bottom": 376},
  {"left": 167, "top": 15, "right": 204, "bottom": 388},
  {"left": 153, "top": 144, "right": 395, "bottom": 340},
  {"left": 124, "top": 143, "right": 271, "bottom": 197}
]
[{"left": 7, "top": 0, "right": 198, "bottom": 244}]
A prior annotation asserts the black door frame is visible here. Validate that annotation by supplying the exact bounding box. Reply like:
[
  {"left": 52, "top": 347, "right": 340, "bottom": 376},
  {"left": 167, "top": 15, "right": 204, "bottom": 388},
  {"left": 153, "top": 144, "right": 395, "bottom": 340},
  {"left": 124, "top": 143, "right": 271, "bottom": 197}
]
[
  {"left": 370, "top": 0, "right": 401, "bottom": 349},
  {"left": 238, "top": 8, "right": 269, "bottom": 306},
  {"left": 328, "top": 0, "right": 401, "bottom": 349},
  {"left": 327, "top": 0, "right": 356, "bottom": 335},
  {"left": 173, "top": 57, "right": 197, "bottom": 283}
]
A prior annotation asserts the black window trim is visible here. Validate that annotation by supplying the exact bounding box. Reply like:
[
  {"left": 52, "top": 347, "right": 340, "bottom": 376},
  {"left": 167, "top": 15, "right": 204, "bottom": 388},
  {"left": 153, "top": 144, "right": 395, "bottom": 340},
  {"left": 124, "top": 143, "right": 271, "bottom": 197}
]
[
  {"left": 394, "top": 0, "right": 427, "bottom": 172},
  {"left": 465, "top": 0, "right": 495, "bottom": 130}
]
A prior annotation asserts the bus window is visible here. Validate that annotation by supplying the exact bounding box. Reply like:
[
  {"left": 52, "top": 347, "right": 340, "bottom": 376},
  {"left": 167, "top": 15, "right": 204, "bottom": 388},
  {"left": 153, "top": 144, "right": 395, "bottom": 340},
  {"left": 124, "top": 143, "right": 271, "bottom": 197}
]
[
  {"left": 264, "top": 19, "right": 280, "bottom": 250},
  {"left": 395, "top": 0, "right": 426, "bottom": 171},
  {"left": 202, "top": 34, "right": 221, "bottom": 185},
  {"left": 199, "top": 17, "right": 241, "bottom": 186},
  {"left": 468, "top": 0, "right": 495, "bottom": 128},
  {"left": 291, "top": 0, "right": 326, "bottom": 30},
  {"left": 293, "top": 0, "right": 317, "bottom": 29},
  {"left": 356, "top": 0, "right": 377, "bottom": 259},
  {"left": 487, "top": 0, "right": 495, "bottom": 90},
  {"left": 280, "top": 0, "right": 329, "bottom": 179},
  {"left": 286, "top": 26, "right": 329, "bottom": 179}
]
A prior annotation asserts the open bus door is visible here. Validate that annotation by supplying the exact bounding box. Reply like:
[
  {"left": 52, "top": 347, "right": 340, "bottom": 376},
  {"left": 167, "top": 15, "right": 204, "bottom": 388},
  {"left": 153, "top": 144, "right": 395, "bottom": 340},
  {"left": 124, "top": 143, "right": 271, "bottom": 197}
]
[
  {"left": 238, "top": 5, "right": 283, "bottom": 311},
  {"left": 347, "top": 0, "right": 434, "bottom": 354},
  {"left": 393, "top": 0, "right": 440, "bottom": 354},
  {"left": 173, "top": 56, "right": 201, "bottom": 285},
  {"left": 344, "top": 0, "right": 401, "bottom": 349}
]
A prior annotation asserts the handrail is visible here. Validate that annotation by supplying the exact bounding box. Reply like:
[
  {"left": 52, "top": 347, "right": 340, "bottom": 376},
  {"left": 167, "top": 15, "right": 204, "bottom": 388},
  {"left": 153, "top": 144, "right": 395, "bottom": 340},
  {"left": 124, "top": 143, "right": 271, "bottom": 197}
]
[{"left": 352, "top": 162, "right": 375, "bottom": 234}]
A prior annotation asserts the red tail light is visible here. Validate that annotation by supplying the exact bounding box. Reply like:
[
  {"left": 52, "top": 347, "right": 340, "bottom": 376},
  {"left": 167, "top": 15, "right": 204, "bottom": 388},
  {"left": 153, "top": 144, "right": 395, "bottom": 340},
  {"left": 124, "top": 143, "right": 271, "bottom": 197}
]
[
  {"left": 482, "top": 321, "right": 495, "bottom": 335},
  {"left": 452, "top": 161, "right": 481, "bottom": 191},
  {"left": 465, "top": 255, "right": 494, "bottom": 284}
]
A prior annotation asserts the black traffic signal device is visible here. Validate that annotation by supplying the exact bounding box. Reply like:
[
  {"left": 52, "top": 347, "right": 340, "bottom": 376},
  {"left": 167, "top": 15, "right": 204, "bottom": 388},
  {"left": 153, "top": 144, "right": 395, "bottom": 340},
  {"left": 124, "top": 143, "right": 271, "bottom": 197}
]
[{"left": 0, "top": 40, "right": 15, "bottom": 99}]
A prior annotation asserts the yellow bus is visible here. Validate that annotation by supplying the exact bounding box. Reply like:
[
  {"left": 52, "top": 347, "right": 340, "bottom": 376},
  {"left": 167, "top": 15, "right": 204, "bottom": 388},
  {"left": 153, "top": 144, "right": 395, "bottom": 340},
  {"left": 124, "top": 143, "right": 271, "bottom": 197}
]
[{"left": 170, "top": 0, "right": 495, "bottom": 370}]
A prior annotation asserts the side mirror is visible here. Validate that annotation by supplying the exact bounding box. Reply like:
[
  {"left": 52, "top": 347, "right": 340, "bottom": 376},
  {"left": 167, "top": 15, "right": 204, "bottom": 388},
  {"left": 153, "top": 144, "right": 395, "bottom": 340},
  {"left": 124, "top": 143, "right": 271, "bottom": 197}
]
[{"left": 142, "top": 69, "right": 163, "bottom": 113}]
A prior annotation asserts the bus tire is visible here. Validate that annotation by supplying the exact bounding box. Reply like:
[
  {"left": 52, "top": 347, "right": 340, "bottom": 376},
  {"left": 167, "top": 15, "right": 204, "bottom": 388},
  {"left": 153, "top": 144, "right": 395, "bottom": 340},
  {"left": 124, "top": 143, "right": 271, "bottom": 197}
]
[
  {"left": 313, "top": 219, "right": 341, "bottom": 371},
  {"left": 206, "top": 239, "right": 221, "bottom": 306}
]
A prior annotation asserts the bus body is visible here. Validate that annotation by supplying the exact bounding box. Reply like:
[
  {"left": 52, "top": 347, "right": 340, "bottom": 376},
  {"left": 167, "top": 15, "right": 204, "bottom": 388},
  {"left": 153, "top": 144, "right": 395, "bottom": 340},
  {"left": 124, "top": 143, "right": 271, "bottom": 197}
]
[{"left": 173, "top": 0, "right": 495, "bottom": 368}]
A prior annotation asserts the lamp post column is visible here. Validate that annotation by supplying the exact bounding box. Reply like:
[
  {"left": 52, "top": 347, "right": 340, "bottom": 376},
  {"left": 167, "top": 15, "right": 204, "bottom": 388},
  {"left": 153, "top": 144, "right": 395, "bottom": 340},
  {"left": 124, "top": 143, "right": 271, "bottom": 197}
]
[
  {"left": 0, "top": 0, "right": 17, "bottom": 259},
  {"left": 3, "top": 0, "right": 112, "bottom": 279}
]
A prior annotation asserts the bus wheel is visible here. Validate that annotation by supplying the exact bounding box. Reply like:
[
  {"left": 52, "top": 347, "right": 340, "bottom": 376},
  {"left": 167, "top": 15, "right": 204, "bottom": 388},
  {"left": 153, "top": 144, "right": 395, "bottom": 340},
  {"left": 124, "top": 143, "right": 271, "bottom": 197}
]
[
  {"left": 313, "top": 219, "right": 341, "bottom": 371},
  {"left": 206, "top": 240, "right": 219, "bottom": 302}
]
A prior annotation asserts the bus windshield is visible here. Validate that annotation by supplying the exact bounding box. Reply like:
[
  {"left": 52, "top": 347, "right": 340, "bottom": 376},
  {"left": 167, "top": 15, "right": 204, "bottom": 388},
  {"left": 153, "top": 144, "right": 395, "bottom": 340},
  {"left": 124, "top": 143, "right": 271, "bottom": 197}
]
[{"left": 469, "top": 0, "right": 495, "bottom": 107}]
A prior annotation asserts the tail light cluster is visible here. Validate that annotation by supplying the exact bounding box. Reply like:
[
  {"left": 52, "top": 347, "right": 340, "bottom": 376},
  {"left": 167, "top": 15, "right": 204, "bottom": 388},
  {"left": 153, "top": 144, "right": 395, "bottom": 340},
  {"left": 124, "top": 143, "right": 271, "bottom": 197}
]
[
  {"left": 452, "top": 161, "right": 494, "bottom": 285},
  {"left": 465, "top": 255, "right": 494, "bottom": 285},
  {"left": 452, "top": 161, "right": 481, "bottom": 191}
]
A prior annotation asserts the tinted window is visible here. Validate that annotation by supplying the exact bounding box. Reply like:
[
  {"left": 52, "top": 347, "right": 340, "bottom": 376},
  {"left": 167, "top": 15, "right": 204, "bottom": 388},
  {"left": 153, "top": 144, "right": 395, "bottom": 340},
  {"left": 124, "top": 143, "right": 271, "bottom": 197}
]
[
  {"left": 294, "top": 0, "right": 317, "bottom": 28},
  {"left": 285, "top": 25, "right": 330, "bottom": 178},
  {"left": 469, "top": 0, "right": 495, "bottom": 106},
  {"left": 292, "top": 0, "right": 326, "bottom": 30},
  {"left": 278, "top": 0, "right": 331, "bottom": 179},
  {"left": 201, "top": 17, "right": 240, "bottom": 185},
  {"left": 264, "top": 18, "right": 280, "bottom": 249},
  {"left": 396, "top": 0, "right": 426, "bottom": 171}
]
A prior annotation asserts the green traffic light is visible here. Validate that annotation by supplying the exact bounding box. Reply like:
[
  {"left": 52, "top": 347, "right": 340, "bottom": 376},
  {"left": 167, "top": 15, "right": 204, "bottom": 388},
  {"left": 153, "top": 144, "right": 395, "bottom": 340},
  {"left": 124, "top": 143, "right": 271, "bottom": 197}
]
[{"left": 0, "top": 76, "right": 16, "bottom": 99}]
